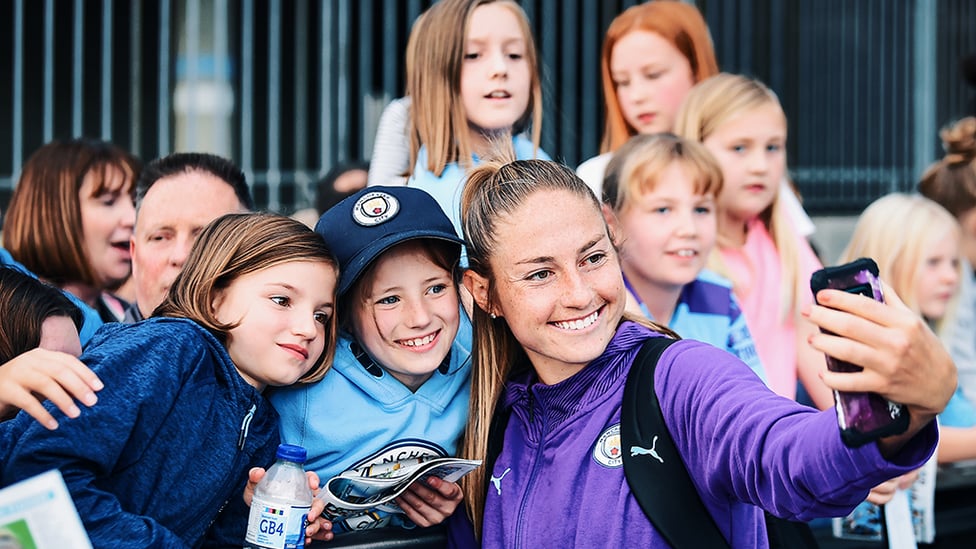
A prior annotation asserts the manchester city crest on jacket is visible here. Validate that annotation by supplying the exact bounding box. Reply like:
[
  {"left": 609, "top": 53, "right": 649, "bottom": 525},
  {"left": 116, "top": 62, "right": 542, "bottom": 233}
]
[{"left": 593, "top": 423, "right": 623, "bottom": 468}]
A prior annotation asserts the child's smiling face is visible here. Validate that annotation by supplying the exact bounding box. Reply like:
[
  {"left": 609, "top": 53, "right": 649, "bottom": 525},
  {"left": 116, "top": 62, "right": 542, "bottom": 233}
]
[
  {"left": 613, "top": 162, "right": 717, "bottom": 293},
  {"left": 350, "top": 241, "right": 460, "bottom": 392}
]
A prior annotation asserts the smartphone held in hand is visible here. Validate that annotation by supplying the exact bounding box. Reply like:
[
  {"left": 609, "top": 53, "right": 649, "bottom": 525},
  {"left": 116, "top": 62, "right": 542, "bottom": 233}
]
[{"left": 810, "top": 257, "right": 910, "bottom": 447}]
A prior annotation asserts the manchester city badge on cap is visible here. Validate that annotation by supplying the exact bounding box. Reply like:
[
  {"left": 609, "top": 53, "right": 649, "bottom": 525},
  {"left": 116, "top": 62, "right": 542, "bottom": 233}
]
[{"left": 352, "top": 191, "right": 400, "bottom": 227}]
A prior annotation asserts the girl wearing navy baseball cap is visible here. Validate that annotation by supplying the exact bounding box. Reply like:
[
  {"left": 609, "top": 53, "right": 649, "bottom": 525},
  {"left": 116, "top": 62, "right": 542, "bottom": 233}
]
[{"left": 269, "top": 186, "right": 471, "bottom": 541}]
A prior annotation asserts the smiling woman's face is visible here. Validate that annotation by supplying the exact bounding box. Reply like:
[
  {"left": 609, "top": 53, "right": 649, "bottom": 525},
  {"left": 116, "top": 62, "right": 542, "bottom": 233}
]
[{"left": 479, "top": 188, "right": 626, "bottom": 383}]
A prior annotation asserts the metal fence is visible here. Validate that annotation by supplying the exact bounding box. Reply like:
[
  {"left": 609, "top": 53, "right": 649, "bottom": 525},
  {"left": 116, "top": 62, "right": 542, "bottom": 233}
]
[
  {"left": 2, "top": 0, "right": 974, "bottom": 216},
  {"left": 699, "top": 0, "right": 975, "bottom": 213}
]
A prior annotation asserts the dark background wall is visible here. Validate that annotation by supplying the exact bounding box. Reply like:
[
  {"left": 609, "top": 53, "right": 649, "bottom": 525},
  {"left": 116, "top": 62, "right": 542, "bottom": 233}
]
[{"left": 1, "top": 0, "right": 974, "bottom": 215}]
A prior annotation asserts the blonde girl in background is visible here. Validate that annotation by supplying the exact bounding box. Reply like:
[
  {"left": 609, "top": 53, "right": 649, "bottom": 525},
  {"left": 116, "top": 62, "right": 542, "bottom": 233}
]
[
  {"left": 919, "top": 116, "right": 976, "bottom": 405},
  {"left": 834, "top": 193, "right": 976, "bottom": 546},
  {"left": 601, "top": 133, "right": 766, "bottom": 380},
  {"left": 674, "top": 73, "right": 831, "bottom": 409},
  {"left": 404, "top": 0, "right": 548, "bottom": 235},
  {"left": 675, "top": 77, "right": 914, "bottom": 526},
  {"left": 840, "top": 193, "right": 976, "bottom": 459}
]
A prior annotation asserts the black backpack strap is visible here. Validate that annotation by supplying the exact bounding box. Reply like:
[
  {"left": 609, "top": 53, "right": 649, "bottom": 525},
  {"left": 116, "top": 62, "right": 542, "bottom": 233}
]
[
  {"left": 483, "top": 397, "right": 512, "bottom": 498},
  {"left": 621, "top": 336, "right": 731, "bottom": 548},
  {"left": 763, "top": 511, "right": 819, "bottom": 549}
]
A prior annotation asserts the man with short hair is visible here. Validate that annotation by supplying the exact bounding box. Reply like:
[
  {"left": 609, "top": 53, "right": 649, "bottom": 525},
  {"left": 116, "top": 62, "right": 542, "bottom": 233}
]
[{"left": 125, "top": 153, "right": 253, "bottom": 321}]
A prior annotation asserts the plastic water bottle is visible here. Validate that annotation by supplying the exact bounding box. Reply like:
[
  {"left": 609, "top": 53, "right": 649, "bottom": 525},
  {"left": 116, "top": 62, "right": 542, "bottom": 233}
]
[{"left": 245, "top": 444, "right": 314, "bottom": 549}]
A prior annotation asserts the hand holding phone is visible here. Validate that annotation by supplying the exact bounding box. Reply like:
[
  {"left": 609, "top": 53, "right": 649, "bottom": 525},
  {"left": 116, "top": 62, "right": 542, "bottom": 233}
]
[{"left": 810, "top": 258, "right": 910, "bottom": 447}]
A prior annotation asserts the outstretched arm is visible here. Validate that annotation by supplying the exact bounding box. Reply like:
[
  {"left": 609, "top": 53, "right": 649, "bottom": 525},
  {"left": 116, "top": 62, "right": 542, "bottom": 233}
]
[{"left": 659, "top": 339, "right": 937, "bottom": 523}]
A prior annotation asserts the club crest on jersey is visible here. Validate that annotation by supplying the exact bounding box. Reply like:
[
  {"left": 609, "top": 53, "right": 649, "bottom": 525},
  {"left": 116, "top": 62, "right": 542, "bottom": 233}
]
[
  {"left": 352, "top": 191, "right": 400, "bottom": 226},
  {"left": 593, "top": 423, "right": 623, "bottom": 468}
]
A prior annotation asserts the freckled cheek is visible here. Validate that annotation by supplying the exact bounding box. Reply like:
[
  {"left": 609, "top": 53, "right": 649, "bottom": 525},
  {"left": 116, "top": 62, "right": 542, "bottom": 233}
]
[
  {"left": 501, "top": 285, "right": 548, "bottom": 322},
  {"left": 498, "top": 286, "right": 527, "bottom": 316},
  {"left": 596, "top": 270, "right": 626, "bottom": 300}
]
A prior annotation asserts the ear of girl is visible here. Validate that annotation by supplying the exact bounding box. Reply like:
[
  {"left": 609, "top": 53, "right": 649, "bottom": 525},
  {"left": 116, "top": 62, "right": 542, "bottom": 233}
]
[
  {"left": 269, "top": 185, "right": 471, "bottom": 535},
  {"left": 404, "top": 0, "right": 549, "bottom": 237}
]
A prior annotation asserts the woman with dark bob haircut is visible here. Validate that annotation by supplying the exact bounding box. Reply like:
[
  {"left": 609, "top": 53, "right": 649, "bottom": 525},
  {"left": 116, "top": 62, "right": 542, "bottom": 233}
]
[{"left": 3, "top": 138, "right": 141, "bottom": 322}]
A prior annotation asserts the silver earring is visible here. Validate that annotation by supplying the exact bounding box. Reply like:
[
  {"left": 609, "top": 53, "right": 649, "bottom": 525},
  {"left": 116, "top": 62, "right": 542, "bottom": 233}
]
[{"left": 490, "top": 313, "right": 497, "bottom": 319}]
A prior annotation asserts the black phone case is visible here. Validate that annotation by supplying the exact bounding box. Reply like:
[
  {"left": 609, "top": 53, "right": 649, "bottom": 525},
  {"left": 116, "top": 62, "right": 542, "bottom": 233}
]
[{"left": 810, "top": 257, "right": 910, "bottom": 447}]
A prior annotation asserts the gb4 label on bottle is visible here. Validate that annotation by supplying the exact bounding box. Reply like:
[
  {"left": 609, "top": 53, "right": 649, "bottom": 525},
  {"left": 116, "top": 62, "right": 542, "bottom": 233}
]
[{"left": 245, "top": 501, "right": 311, "bottom": 549}]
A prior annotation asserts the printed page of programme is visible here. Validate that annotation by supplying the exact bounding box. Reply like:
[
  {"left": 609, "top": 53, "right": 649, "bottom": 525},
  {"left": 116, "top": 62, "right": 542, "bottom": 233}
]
[{"left": 0, "top": 469, "right": 92, "bottom": 549}]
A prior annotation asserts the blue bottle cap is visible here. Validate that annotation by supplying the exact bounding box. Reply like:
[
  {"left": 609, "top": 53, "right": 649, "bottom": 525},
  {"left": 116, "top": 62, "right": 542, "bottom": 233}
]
[{"left": 276, "top": 443, "right": 307, "bottom": 463}]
